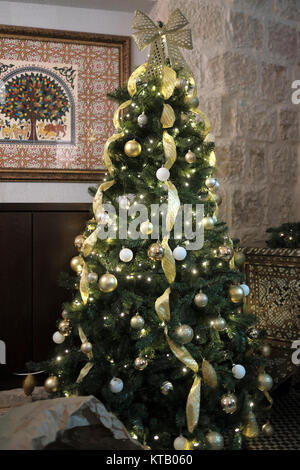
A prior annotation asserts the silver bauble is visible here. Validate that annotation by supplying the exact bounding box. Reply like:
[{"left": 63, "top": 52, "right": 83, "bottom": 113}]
[
  {"left": 185, "top": 150, "right": 196, "bottom": 164},
  {"left": 248, "top": 327, "right": 259, "bottom": 339},
  {"left": 134, "top": 357, "right": 148, "bottom": 371},
  {"left": 212, "top": 317, "right": 227, "bottom": 331},
  {"left": 185, "top": 95, "right": 199, "bottom": 109},
  {"left": 257, "top": 372, "right": 273, "bottom": 392},
  {"left": 221, "top": 392, "right": 238, "bottom": 414},
  {"left": 262, "top": 422, "right": 274, "bottom": 436},
  {"left": 80, "top": 341, "right": 92, "bottom": 354},
  {"left": 206, "top": 431, "right": 224, "bottom": 450},
  {"left": 130, "top": 314, "right": 145, "bottom": 330},
  {"left": 137, "top": 113, "right": 148, "bottom": 127},
  {"left": 160, "top": 381, "right": 174, "bottom": 395},
  {"left": 175, "top": 324, "right": 194, "bottom": 344},
  {"left": 194, "top": 291, "right": 208, "bottom": 308},
  {"left": 205, "top": 177, "right": 216, "bottom": 189},
  {"left": 175, "top": 77, "right": 188, "bottom": 89},
  {"left": 87, "top": 272, "right": 98, "bottom": 283}
]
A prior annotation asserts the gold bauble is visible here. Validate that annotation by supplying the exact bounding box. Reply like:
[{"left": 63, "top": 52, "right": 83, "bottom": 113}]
[
  {"left": 23, "top": 374, "right": 36, "bottom": 396},
  {"left": 221, "top": 392, "right": 238, "bottom": 414},
  {"left": 185, "top": 150, "right": 196, "bottom": 164},
  {"left": 194, "top": 291, "right": 208, "bottom": 308},
  {"left": 147, "top": 242, "right": 164, "bottom": 261},
  {"left": 229, "top": 285, "right": 244, "bottom": 303},
  {"left": 242, "top": 410, "right": 260, "bottom": 438},
  {"left": 134, "top": 357, "right": 148, "bottom": 370},
  {"left": 44, "top": 375, "right": 59, "bottom": 393},
  {"left": 217, "top": 245, "right": 234, "bottom": 261},
  {"left": 202, "top": 216, "right": 214, "bottom": 230},
  {"left": 80, "top": 341, "right": 93, "bottom": 354},
  {"left": 234, "top": 251, "right": 246, "bottom": 267},
  {"left": 213, "top": 193, "right": 222, "bottom": 205},
  {"left": 262, "top": 422, "right": 274, "bottom": 436},
  {"left": 98, "top": 273, "right": 118, "bottom": 293},
  {"left": 130, "top": 314, "right": 145, "bottom": 330},
  {"left": 140, "top": 220, "right": 153, "bottom": 235},
  {"left": 58, "top": 319, "right": 72, "bottom": 336},
  {"left": 257, "top": 372, "right": 273, "bottom": 392},
  {"left": 175, "top": 324, "right": 194, "bottom": 344},
  {"left": 124, "top": 139, "right": 142, "bottom": 157},
  {"left": 74, "top": 235, "right": 85, "bottom": 252},
  {"left": 70, "top": 256, "right": 83, "bottom": 273}
]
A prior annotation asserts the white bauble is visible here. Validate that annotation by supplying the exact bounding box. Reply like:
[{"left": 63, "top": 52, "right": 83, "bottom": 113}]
[
  {"left": 52, "top": 331, "right": 65, "bottom": 344},
  {"left": 173, "top": 435, "right": 188, "bottom": 450},
  {"left": 109, "top": 377, "right": 124, "bottom": 393},
  {"left": 119, "top": 248, "right": 133, "bottom": 263},
  {"left": 95, "top": 210, "right": 110, "bottom": 225},
  {"left": 204, "top": 132, "right": 215, "bottom": 143},
  {"left": 140, "top": 220, "right": 153, "bottom": 235},
  {"left": 156, "top": 167, "right": 170, "bottom": 182},
  {"left": 232, "top": 364, "right": 246, "bottom": 379},
  {"left": 119, "top": 196, "right": 130, "bottom": 210},
  {"left": 173, "top": 246, "right": 187, "bottom": 261},
  {"left": 240, "top": 283, "right": 250, "bottom": 296}
]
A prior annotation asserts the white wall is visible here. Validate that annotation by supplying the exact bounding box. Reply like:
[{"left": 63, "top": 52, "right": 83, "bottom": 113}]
[{"left": 0, "top": 1, "right": 148, "bottom": 203}]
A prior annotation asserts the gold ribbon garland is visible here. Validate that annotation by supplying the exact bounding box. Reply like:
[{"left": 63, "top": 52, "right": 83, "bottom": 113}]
[
  {"left": 80, "top": 261, "right": 89, "bottom": 304},
  {"left": 113, "top": 99, "right": 132, "bottom": 131},
  {"left": 186, "top": 376, "right": 201, "bottom": 434},
  {"left": 160, "top": 103, "right": 176, "bottom": 128},
  {"left": 76, "top": 326, "right": 94, "bottom": 384}
]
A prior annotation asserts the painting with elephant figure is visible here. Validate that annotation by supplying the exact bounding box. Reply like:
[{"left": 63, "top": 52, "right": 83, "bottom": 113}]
[
  {"left": 0, "top": 61, "right": 76, "bottom": 145},
  {"left": 0, "top": 26, "right": 130, "bottom": 180}
]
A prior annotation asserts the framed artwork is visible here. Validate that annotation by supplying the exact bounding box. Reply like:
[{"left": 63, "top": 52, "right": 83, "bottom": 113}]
[{"left": 0, "top": 25, "right": 131, "bottom": 181}]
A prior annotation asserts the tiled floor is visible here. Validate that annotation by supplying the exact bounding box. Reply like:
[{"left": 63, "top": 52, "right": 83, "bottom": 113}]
[{"left": 246, "top": 386, "right": 300, "bottom": 450}]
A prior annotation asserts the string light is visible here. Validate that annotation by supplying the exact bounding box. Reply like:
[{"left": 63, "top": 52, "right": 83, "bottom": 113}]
[{"left": 154, "top": 435, "right": 159, "bottom": 440}]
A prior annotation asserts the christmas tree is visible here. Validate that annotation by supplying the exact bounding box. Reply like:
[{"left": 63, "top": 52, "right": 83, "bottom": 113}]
[{"left": 33, "top": 10, "right": 274, "bottom": 450}]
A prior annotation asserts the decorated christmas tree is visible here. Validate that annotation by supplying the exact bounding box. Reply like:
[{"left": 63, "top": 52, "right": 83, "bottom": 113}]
[{"left": 32, "top": 10, "right": 274, "bottom": 450}]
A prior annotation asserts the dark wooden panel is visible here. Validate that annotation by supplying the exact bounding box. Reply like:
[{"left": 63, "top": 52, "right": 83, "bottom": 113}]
[
  {"left": 32, "top": 211, "right": 89, "bottom": 362},
  {"left": 0, "top": 213, "right": 32, "bottom": 373}
]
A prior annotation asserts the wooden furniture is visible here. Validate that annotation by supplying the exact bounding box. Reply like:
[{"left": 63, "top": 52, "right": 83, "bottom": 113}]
[
  {"left": 243, "top": 247, "right": 300, "bottom": 386},
  {"left": 0, "top": 203, "right": 90, "bottom": 389}
]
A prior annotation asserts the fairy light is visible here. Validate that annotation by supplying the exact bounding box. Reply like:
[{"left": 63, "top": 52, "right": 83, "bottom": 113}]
[
  {"left": 182, "top": 367, "right": 188, "bottom": 374},
  {"left": 65, "top": 349, "right": 69, "bottom": 353},
  {"left": 147, "top": 277, "right": 152, "bottom": 282},
  {"left": 192, "top": 269, "right": 198, "bottom": 275},
  {"left": 154, "top": 435, "right": 159, "bottom": 440},
  {"left": 138, "top": 274, "right": 142, "bottom": 279},
  {"left": 56, "top": 356, "right": 62, "bottom": 361},
  {"left": 120, "top": 312, "right": 125, "bottom": 317}
]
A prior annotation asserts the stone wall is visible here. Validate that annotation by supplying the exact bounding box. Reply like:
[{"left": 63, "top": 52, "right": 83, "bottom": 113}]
[{"left": 150, "top": 0, "right": 300, "bottom": 246}]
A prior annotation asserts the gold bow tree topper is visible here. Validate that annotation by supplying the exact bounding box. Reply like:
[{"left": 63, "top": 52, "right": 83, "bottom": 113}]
[{"left": 132, "top": 9, "right": 193, "bottom": 78}]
